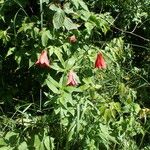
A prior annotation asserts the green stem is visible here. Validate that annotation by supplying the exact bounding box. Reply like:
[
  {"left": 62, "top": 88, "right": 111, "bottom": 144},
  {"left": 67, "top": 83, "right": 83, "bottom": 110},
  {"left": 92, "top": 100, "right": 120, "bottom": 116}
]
[
  {"left": 40, "top": 0, "right": 43, "bottom": 29},
  {"left": 40, "top": 88, "right": 42, "bottom": 111},
  {"left": 76, "top": 104, "right": 80, "bottom": 138},
  {"left": 60, "top": 106, "right": 63, "bottom": 149}
]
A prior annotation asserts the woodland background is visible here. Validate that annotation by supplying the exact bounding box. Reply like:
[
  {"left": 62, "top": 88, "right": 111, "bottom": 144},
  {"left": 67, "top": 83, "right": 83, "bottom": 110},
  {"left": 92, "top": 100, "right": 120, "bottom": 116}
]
[{"left": 0, "top": 0, "right": 150, "bottom": 149}]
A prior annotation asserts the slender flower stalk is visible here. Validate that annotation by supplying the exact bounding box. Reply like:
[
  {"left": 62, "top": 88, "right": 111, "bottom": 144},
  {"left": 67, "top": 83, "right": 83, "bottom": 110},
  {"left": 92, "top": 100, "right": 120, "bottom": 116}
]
[
  {"left": 95, "top": 53, "right": 106, "bottom": 69},
  {"left": 40, "top": 0, "right": 43, "bottom": 29},
  {"left": 35, "top": 50, "right": 50, "bottom": 68}
]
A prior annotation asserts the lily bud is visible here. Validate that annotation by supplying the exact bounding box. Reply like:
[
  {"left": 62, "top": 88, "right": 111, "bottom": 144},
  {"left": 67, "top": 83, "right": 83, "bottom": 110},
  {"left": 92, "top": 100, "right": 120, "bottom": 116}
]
[
  {"left": 69, "top": 35, "right": 77, "bottom": 43},
  {"left": 67, "top": 70, "right": 78, "bottom": 86},
  {"left": 95, "top": 53, "right": 106, "bottom": 69},
  {"left": 35, "top": 50, "right": 50, "bottom": 68}
]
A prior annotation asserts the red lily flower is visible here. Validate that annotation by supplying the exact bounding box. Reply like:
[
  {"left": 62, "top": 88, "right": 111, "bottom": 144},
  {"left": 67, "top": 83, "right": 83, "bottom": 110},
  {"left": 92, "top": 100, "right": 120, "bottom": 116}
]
[
  {"left": 95, "top": 53, "right": 106, "bottom": 69},
  {"left": 67, "top": 70, "right": 78, "bottom": 86},
  {"left": 35, "top": 50, "right": 50, "bottom": 68},
  {"left": 69, "top": 35, "right": 77, "bottom": 43}
]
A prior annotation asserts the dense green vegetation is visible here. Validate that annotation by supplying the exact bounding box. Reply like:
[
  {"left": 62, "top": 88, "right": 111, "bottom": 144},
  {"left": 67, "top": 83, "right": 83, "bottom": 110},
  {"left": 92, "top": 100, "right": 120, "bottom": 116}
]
[{"left": 0, "top": 0, "right": 150, "bottom": 149}]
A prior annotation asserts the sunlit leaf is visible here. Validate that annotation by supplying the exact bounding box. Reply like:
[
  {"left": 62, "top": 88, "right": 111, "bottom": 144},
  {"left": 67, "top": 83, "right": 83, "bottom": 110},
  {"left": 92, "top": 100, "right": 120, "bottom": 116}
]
[
  {"left": 18, "top": 142, "right": 28, "bottom": 150},
  {"left": 53, "top": 9, "right": 65, "bottom": 29},
  {"left": 64, "top": 17, "right": 78, "bottom": 30}
]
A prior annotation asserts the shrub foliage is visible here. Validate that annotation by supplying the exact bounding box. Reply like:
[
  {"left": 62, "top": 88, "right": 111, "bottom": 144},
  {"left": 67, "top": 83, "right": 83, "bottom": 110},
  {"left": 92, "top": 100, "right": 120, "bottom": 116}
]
[{"left": 0, "top": 0, "right": 150, "bottom": 149}]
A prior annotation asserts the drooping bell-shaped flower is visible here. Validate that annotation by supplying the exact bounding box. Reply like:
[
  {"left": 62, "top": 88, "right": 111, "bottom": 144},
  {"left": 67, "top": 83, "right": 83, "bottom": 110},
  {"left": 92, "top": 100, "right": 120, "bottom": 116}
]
[
  {"left": 95, "top": 53, "right": 106, "bottom": 69},
  {"left": 35, "top": 50, "right": 50, "bottom": 68},
  {"left": 69, "top": 35, "right": 77, "bottom": 43},
  {"left": 67, "top": 70, "right": 78, "bottom": 86}
]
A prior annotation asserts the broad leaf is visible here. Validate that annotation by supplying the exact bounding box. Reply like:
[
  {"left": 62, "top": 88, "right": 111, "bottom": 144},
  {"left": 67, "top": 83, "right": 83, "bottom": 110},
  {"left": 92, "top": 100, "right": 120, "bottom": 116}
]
[
  {"left": 18, "top": 142, "right": 28, "bottom": 150},
  {"left": 53, "top": 9, "right": 65, "bottom": 29},
  {"left": 53, "top": 47, "right": 65, "bottom": 67},
  {"left": 71, "top": 0, "right": 79, "bottom": 9},
  {"left": 41, "top": 30, "right": 52, "bottom": 47},
  {"left": 85, "top": 22, "right": 95, "bottom": 34},
  {"left": 6, "top": 47, "right": 15, "bottom": 57},
  {"left": 64, "top": 17, "right": 78, "bottom": 30},
  {"left": 44, "top": 136, "right": 54, "bottom": 150},
  {"left": 79, "top": 0, "right": 89, "bottom": 11},
  {"left": 46, "top": 75, "right": 59, "bottom": 94}
]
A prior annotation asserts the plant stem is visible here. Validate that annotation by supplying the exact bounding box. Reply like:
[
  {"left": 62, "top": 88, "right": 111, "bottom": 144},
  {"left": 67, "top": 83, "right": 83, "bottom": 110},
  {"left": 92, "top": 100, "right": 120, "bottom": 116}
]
[
  {"left": 40, "top": 88, "right": 42, "bottom": 111},
  {"left": 77, "top": 104, "right": 80, "bottom": 138},
  {"left": 40, "top": 0, "right": 43, "bottom": 29}
]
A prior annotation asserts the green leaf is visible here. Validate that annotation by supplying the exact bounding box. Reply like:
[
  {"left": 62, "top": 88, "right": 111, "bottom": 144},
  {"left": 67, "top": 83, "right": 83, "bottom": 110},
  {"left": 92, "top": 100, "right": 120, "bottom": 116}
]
[
  {"left": 46, "top": 76, "right": 59, "bottom": 94},
  {"left": 100, "top": 124, "right": 117, "bottom": 143},
  {"left": 61, "top": 117, "right": 69, "bottom": 126},
  {"left": 47, "top": 75, "right": 60, "bottom": 88},
  {"left": 79, "top": 10, "right": 91, "bottom": 21},
  {"left": 133, "top": 103, "right": 141, "bottom": 114},
  {"left": 34, "top": 134, "right": 41, "bottom": 149},
  {"left": 44, "top": 136, "right": 54, "bottom": 150},
  {"left": 51, "top": 63, "right": 64, "bottom": 72},
  {"left": 89, "top": 15, "right": 99, "bottom": 27},
  {"left": 49, "top": 4, "right": 59, "bottom": 11},
  {"left": 0, "top": 0, "right": 4, "bottom": 4},
  {"left": 82, "top": 77, "right": 94, "bottom": 85},
  {"left": 53, "top": 47, "right": 65, "bottom": 67},
  {"left": 66, "top": 57, "right": 76, "bottom": 69},
  {"left": 79, "top": 0, "right": 89, "bottom": 11},
  {"left": 15, "top": 55, "right": 21, "bottom": 65},
  {"left": 18, "top": 142, "right": 28, "bottom": 150},
  {"left": 49, "top": 137, "right": 55, "bottom": 150},
  {"left": 67, "top": 107, "right": 75, "bottom": 116},
  {"left": 46, "top": 30, "right": 52, "bottom": 39},
  {"left": 104, "top": 109, "right": 111, "bottom": 122},
  {"left": 63, "top": 3, "right": 74, "bottom": 14},
  {"left": 71, "top": 0, "right": 89, "bottom": 11},
  {"left": 85, "top": 22, "right": 95, "bottom": 34},
  {"left": 53, "top": 9, "right": 65, "bottom": 29},
  {"left": 0, "top": 147, "right": 10, "bottom": 150},
  {"left": 0, "top": 30, "right": 10, "bottom": 44},
  {"left": 113, "top": 102, "right": 121, "bottom": 112},
  {"left": 64, "top": 17, "right": 78, "bottom": 30},
  {"left": 18, "top": 23, "right": 34, "bottom": 33},
  {"left": 42, "top": 0, "right": 49, "bottom": 4},
  {"left": 67, "top": 121, "right": 76, "bottom": 141},
  {"left": 3, "top": 132, "right": 18, "bottom": 149},
  {"left": 54, "top": 107, "right": 61, "bottom": 115},
  {"left": 59, "top": 97, "right": 67, "bottom": 108},
  {"left": 41, "top": 35, "right": 48, "bottom": 46},
  {"left": 0, "top": 137, "right": 7, "bottom": 147},
  {"left": 29, "top": 59, "right": 35, "bottom": 68},
  {"left": 6, "top": 47, "right": 15, "bottom": 57},
  {"left": 41, "top": 30, "right": 52, "bottom": 47},
  {"left": 71, "top": 0, "right": 79, "bottom": 9}
]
